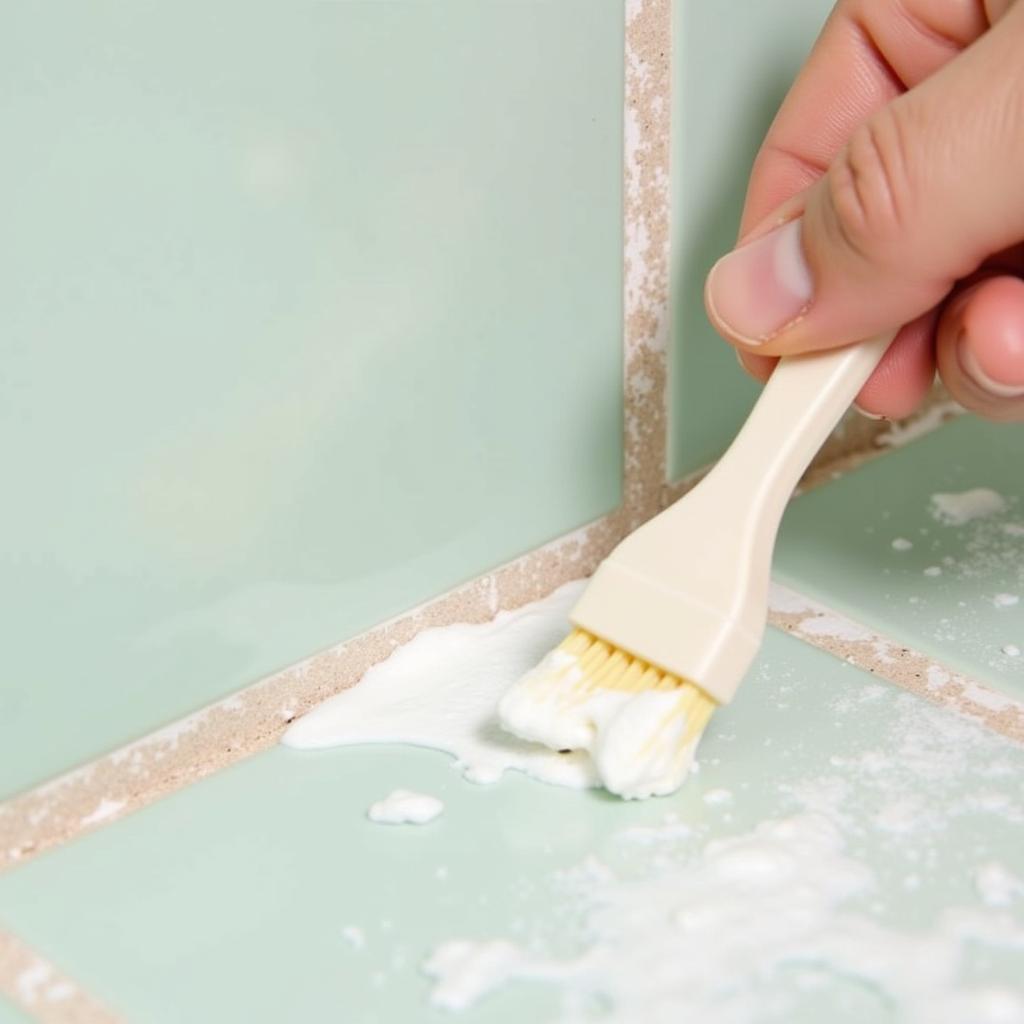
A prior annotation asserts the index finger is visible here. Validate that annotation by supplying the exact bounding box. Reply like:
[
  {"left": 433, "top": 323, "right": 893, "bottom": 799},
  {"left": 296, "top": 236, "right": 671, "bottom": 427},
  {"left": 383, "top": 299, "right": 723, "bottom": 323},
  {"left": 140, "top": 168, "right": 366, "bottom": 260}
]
[{"left": 739, "top": 0, "right": 990, "bottom": 240}]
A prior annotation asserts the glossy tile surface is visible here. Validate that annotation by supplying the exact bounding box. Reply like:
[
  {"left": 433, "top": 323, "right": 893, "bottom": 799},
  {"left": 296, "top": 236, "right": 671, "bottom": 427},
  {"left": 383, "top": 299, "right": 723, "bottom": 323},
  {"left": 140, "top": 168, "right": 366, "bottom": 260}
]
[
  {"left": 0, "top": 2, "right": 624, "bottom": 797},
  {"left": 776, "top": 417, "right": 1024, "bottom": 698},
  {"left": 669, "top": 0, "right": 831, "bottom": 477},
  {"left": 0, "top": 997, "right": 30, "bottom": 1024},
  {"left": 1, "top": 630, "right": 1021, "bottom": 1023}
]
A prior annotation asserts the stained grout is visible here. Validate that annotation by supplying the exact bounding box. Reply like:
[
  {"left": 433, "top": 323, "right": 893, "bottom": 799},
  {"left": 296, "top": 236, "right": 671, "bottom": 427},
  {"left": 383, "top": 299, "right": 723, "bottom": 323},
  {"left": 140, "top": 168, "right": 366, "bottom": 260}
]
[{"left": 0, "top": 930, "right": 123, "bottom": 1024}]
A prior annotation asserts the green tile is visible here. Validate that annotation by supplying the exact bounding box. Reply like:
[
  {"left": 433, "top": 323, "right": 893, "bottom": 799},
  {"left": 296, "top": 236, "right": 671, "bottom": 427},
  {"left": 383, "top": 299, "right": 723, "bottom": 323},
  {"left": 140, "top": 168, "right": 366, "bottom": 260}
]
[
  {"left": 0, "top": 997, "right": 31, "bottom": 1024},
  {"left": 0, "top": 2, "right": 624, "bottom": 796},
  {"left": 776, "top": 417, "right": 1024, "bottom": 698},
  {"left": 1, "top": 630, "right": 1021, "bottom": 1022},
  {"left": 669, "top": 0, "right": 831, "bottom": 477}
]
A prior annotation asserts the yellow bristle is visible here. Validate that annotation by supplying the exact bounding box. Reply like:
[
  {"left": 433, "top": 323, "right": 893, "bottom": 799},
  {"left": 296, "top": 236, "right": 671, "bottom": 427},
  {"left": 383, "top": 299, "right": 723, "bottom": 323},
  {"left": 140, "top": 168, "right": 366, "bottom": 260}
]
[{"left": 561, "top": 631, "right": 718, "bottom": 746}]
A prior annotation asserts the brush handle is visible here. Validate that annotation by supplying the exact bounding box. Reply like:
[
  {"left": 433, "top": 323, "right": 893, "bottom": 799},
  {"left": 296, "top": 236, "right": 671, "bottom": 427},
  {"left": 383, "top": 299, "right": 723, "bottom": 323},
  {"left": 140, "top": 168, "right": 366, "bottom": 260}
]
[
  {"left": 571, "top": 331, "right": 896, "bottom": 705},
  {"left": 701, "top": 331, "right": 896, "bottom": 526}
]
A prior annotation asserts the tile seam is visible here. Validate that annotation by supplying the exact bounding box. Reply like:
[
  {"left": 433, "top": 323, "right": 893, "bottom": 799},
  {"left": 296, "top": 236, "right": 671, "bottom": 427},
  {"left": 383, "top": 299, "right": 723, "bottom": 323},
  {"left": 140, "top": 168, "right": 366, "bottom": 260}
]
[
  {"left": 0, "top": 929, "right": 123, "bottom": 1024},
  {"left": 767, "top": 582, "right": 1024, "bottom": 744}
]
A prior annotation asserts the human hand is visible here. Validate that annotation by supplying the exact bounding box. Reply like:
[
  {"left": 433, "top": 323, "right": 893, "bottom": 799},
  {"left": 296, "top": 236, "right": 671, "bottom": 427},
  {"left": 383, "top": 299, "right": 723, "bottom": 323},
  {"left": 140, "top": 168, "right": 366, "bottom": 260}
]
[{"left": 703, "top": 0, "right": 1024, "bottom": 422}]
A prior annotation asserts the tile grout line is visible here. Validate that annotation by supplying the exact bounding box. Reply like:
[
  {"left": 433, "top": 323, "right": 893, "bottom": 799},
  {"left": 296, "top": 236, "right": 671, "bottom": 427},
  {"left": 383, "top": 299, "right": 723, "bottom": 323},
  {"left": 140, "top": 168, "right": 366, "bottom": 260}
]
[
  {"left": 767, "top": 582, "right": 1024, "bottom": 744},
  {"left": 0, "top": 930, "right": 123, "bottom": 1024}
]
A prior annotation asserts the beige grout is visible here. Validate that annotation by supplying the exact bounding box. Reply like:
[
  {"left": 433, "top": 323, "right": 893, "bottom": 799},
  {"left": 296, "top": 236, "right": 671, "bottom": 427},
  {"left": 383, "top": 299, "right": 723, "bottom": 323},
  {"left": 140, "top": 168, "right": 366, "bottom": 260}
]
[
  {"left": 0, "top": 931, "right": 122, "bottom": 1024},
  {"left": 767, "top": 583, "right": 1024, "bottom": 745}
]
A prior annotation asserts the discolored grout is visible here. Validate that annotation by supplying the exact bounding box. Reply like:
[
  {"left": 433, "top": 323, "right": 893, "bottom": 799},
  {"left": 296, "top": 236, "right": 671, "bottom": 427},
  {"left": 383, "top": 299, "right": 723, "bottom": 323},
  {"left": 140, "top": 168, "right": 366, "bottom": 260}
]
[{"left": 0, "top": 930, "right": 123, "bottom": 1024}]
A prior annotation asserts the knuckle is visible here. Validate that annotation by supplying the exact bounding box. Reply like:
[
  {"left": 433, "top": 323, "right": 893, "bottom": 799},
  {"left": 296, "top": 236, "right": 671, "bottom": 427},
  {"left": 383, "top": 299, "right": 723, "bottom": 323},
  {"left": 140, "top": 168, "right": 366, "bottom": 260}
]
[{"left": 826, "top": 108, "right": 914, "bottom": 264}]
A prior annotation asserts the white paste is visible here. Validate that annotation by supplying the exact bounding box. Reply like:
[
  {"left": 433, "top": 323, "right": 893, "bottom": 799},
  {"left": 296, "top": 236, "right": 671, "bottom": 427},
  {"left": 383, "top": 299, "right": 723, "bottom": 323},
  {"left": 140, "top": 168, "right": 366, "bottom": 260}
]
[
  {"left": 1003, "top": 645, "right": 1021, "bottom": 658},
  {"left": 423, "top": 940, "right": 533, "bottom": 1011},
  {"left": 993, "top": 594, "right": 1020, "bottom": 609},
  {"left": 367, "top": 790, "right": 444, "bottom": 825},
  {"left": 975, "top": 863, "right": 1024, "bottom": 907},
  {"left": 80, "top": 798, "right": 126, "bottom": 827},
  {"left": 875, "top": 401, "right": 962, "bottom": 448},
  {"left": 498, "top": 653, "right": 699, "bottom": 800},
  {"left": 283, "top": 582, "right": 597, "bottom": 789},
  {"left": 930, "top": 489, "right": 1008, "bottom": 526},
  {"left": 892, "top": 537, "right": 914, "bottom": 551},
  {"left": 341, "top": 926, "right": 366, "bottom": 949},
  {"left": 924, "top": 566, "right": 942, "bottom": 577},
  {"left": 424, "top": 813, "right": 1024, "bottom": 1021}
]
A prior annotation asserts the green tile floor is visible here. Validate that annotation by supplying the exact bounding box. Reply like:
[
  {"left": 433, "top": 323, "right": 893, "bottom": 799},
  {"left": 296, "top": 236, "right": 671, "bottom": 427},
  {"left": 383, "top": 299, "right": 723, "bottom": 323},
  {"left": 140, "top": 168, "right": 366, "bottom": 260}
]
[
  {"left": 777, "top": 418, "right": 1024, "bottom": 699},
  {"left": 2, "top": 630, "right": 1021, "bottom": 1023},
  {"left": 0, "top": 999, "right": 30, "bottom": 1023}
]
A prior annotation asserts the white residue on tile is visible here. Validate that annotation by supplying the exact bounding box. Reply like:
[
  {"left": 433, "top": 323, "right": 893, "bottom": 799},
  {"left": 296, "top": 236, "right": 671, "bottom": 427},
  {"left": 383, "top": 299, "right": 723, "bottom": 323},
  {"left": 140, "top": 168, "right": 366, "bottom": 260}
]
[
  {"left": 283, "top": 581, "right": 597, "bottom": 790},
  {"left": 423, "top": 940, "right": 534, "bottom": 1011},
  {"left": 616, "top": 822, "right": 694, "bottom": 845},
  {"left": 16, "top": 960, "right": 53, "bottom": 1004},
  {"left": 767, "top": 582, "right": 814, "bottom": 616},
  {"left": 930, "top": 488, "right": 1008, "bottom": 526},
  {"left": 794, "top": 612, "right": 897, "bottom": 663},
  {"left": 993, "top": 593, "right": 1020, "bottom": 609},
  {"left": 46, "top": 980, "right": 75, "bottom": 1002},
  {"left": 961, "top": 682, "right": 1017, "bottom": 714},
  {"left": 341, "top": 926, "right": 366, "bottom": 950},
  {"left": 797, "top": 614, "right": 873, "bottom": 643},
  {"left": 1002, "top": 645, "right": 1021, "bottom": 658},
  {"left": 422, "top": 673, "right": 1024, "bottom": 1022},
  {"left": 80, "top": 797, "right": 126, "bottom": 827},
  {"left": 874, "top": 400, "right": 962, "bottom": 448},
  {"left": 975, "top": 863, "right": 1024, "bottom": 907},
  {"left": 15, "top": 958, "right": 75, "bottom": 1006},
  {"left": 1004, "top": 524, "right": 1024, "bottom": 538},
  {"left": 423, "top": 813, "right": 1024, "bottom": 1021},
  {"left": 924, "top": 566, "right": 943, "bottom": 577},
  {"left": 367, "top": 790, "right": 444, "bottom": 826},
  {"left": 702, "top": 788, "right": 732, "bottom": 806},
  {"left": 892, "top": 537, "right": 914, "bottom": 551}
]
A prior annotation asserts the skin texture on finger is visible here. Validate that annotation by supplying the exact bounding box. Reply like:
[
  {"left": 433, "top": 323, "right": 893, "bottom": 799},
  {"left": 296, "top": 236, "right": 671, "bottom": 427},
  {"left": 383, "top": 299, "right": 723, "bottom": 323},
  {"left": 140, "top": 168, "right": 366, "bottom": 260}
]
[
  {"left": 736, "top": 349, "right": 776, "bottom": 383},
  {"left": 738, "top": 0, "right": 991, "bottom": 240},
  {"left": 721, "top": 0, "right": 994, "bottom": 403},
  {"left": 853, "top": 311, "right": 937, "bottom": 417},
  {"left": 717, "top": 3, "right": 1024, "bottom": 358},
  {"left": 937, "top": 275, "right": 1024, "bottom": 420}
]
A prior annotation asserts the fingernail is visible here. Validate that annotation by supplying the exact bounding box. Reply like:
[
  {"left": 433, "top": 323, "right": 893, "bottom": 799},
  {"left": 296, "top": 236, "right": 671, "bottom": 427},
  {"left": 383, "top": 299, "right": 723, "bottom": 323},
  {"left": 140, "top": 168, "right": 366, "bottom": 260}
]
[
  {"left": 855, "top": 406, "right": 885, "bottom": 421},
  {"left": 706, "top": 218, "right": 813, "bottom": 345},
  {"left": 959, "top": 337, "right": 1024, "bottom": 398}
]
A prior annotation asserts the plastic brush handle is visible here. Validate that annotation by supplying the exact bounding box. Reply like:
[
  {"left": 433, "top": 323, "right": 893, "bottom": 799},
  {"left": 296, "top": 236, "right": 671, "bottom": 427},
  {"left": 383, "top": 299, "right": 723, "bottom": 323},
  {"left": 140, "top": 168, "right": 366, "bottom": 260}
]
[
  {"left": 704, "top": 330, "right": 897, "bottom": 526},
  {"left": 571, "top": 330, "right": 897, "bottom": 705}
]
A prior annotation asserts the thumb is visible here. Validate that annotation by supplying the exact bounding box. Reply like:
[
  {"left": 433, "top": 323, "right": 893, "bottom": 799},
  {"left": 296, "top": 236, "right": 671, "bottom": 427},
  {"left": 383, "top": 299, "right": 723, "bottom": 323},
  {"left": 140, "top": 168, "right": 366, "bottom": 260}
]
[{"left": 705, "top": 2, "right": 1024, "bottom": 356}]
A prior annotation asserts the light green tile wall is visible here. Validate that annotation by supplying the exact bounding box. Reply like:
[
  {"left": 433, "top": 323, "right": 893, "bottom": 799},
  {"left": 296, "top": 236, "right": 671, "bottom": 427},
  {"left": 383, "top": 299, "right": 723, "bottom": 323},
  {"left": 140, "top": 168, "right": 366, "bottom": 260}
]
[
  {"left": 669, "top": 0, "right": 831, "bottom": 478},
  {"left": 0, "top": 3, "right": 624, "bottom": 798},
  {"left": 0, "top": 998, "right": 30, "bottom": 1024}
]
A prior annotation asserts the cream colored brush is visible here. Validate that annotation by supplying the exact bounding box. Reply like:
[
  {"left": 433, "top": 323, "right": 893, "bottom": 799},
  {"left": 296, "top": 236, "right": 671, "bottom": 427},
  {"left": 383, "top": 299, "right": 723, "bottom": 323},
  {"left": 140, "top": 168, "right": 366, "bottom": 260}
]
[{"left": 499, "top": 332, "right": 896, "bottom": 799}]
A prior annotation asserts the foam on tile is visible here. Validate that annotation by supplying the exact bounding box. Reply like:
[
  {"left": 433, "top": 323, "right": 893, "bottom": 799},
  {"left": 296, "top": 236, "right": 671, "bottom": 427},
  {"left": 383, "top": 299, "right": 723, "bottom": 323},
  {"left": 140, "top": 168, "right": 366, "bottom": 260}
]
[
  {"left": 367, "top": 790, "right": 444, "bottom": 826},
  {"left": 422, "top": 679, "right": 1024, "bottom": 1022},
  {"left": 283, "top": 581, "right": 598, "bottom": 790},
  {"left": 930, "top": 488, "right": 1008, "bottom": 526}
]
